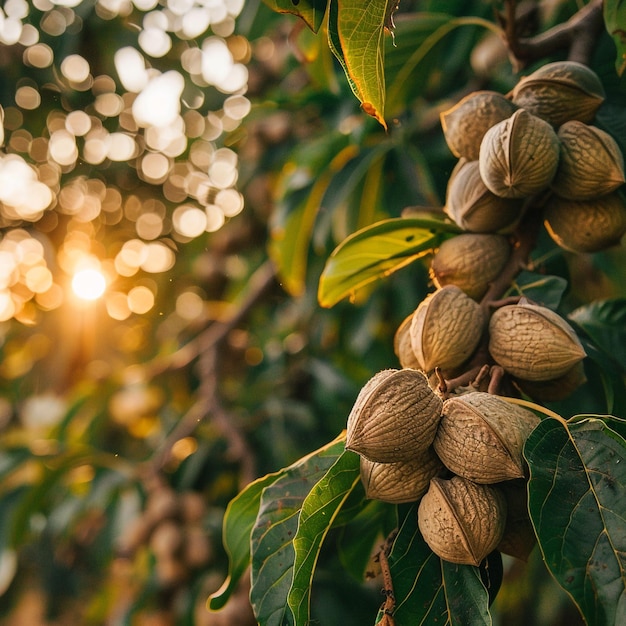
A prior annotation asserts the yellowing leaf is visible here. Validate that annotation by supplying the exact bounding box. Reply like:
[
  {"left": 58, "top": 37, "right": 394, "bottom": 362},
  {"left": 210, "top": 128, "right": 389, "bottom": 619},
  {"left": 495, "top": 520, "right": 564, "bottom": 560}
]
[{"left": 262, "top": 0, "right": 330, "bottom": 32}]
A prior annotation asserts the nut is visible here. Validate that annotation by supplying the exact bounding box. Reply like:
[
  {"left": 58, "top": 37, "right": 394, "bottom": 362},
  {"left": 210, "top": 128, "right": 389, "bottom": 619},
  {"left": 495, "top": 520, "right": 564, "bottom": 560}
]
[
  {"left": 511, "top": 60, "right": 605, "bottom": 127},
  {"left": 433, "top": 392, "right": 540, "bottom": 483},
  {"left": 410, "top": 285, "right": 486, "bottom": 373},
  {"left": 512, "top": 360, "right": 587, "bottom": 402},
  {"left": 417, "top": 475, "right": 506, "bottom": 566},
  {"left": 430, "top": 233, "right": 510, "bottom": 300},
  {"left": 441, "top": 91, "right": 518, "bottom": 161},
  {"left": 489, "top": 302, "right": 586, "bottom": 381},
  {"left": 445, "top": 159, "right": 523, "bottom": 232},
  {"left": 346, "top": 368, "right": 443, "bottom": 463},
  {"left": 552, "top": 121, "right": 625, "bottom": 200},
  {"left": 496, "top": 479, "right": 537, "bottom": 562},
  {"left": 359, "top": 447, "right": 443, "bottom": 503},
  {"left": 393, "top": 313, "right": 421, "bottom": 369},
  {"left": 479, "top": 109, "right": 560, "bottom": 199},
  {"left": 543, "top": 191, "right": 626, "bottom": 253}
]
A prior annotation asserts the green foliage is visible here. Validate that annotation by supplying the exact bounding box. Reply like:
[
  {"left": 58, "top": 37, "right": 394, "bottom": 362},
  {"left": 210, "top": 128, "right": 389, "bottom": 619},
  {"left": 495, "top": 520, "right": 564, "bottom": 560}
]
[{"left": 604, "top": 0, "right": 626, "bottom": 76}]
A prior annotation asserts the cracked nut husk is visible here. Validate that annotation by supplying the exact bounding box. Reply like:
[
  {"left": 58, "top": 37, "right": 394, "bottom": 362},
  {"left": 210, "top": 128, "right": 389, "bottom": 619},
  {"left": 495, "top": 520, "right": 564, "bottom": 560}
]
[
  {"left": 346, "top": 368, "right": 443, "bottom": 463},
  {"left": 433, "top": 392, "right": 540, "bottom": 483},
  {"left": 444, "top": 159, "right": 523, "bottom": 232},
  {"left": 393, "top": 313, "right": 421, "bottom": 369},
  {"left": 512, "top": 360, "right": 587, "bottom": 402},
  {"left": 410, "top": 285, "right": 486, "bottom": 374},
  {"left": 489, "top": 302, "right": 586, "bottom": 381},
  {"left": 479, "top": 109, "right": 560, "bottom": 199},
  {"left": 543, "top": 191, "right": 626, "bottom": 253},
  {"left": 552, "top": 121, "right": 625, "bottom": 200},
  {"left": 440, "top": 91, "right": 518, "bottom": 161},
  {"left": 497, "top": 479, "right": 536, "bottom": 562},
  {"left": 430, "top": 233, "right": 510, "bottom": 300},
  {"left": 360, "top": 447, "right": 443, "bottom": 503},
  {"left": 511, "top": 60, "right": 605, "bottom": 127},
  {"left": 417, "top": 475, "right": 506, "bottom": 566}
]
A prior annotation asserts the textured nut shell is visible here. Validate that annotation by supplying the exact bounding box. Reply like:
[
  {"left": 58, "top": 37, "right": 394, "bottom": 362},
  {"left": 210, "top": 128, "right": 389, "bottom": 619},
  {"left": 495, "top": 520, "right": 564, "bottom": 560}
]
[
  {"left": 513, "top": 360, "right": 587, "bottom": 402},
  {"left": 410, "top": 285, "right": 485, "bottom": 373},
  {"left": 418, "top": 476, "right": 506, "bottom": 566},
  {"left": 441, "top": 91, "right": 518, "bottom": 161},
  {"left": 360, "top": 448, "right": 443, "bottom": 503},
  {"left": 544, "top": 192, "right": 626, "bottom": 253},
  {"left": 489, "top": 303, "right": 586, "bottom": 381},
  {"left": 479, "top": 109, "right": 560, "bottom": 198},
  {"left": 496, "top": 479, "right": 536, "bottom": 561},
  {"left": 552, "top": 122, "right": 625, "bottom": 200},
  {"left": 393, "top": 313, "right": 421, "bottom": 369},
  {"left": 511, "top": 61, "right": 605, "bottom": 127},
  {"left": 444, "top": 160, "right": 523, "bottom": 232},
  {"left": 346, "top": 369, "right": 443, "bottom": 463},
  {"left": 430, "top": 233, "right": 510, "bottom": 300},
  {"left": 433, "top": 392, "right": 540, "bottom": 483}
]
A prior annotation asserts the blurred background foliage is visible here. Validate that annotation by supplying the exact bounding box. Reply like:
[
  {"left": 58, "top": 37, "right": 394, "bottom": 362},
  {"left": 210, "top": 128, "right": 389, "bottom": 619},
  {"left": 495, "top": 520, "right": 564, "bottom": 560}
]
[{"left": 0, "top": 0, "right": 623, "bottom": 624}]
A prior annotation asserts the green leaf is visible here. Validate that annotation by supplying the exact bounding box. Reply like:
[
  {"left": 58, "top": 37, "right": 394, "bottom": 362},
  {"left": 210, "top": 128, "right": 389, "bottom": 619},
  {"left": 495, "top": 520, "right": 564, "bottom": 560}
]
[
  {"left": 249, "top": 435, "right": 347, "bottom": 626},
  {"left": 380, "top": 504, "right": 497, "bottom": 625},
  {"left": 604, "top": 0, "right": 626, "bottom": 76},
  {"left": 328, "top": 0, "right": 395, "bottom": 127},
  {"left": 569, "top": 298, "right": 626, "bottom": 373},
  {"left": 507, "top": 271, "right": 568, "bottom": 310},
  {"left": 287, "top": 449, "right": 361, "bottom": 624},
  {"left": 318, "top": 216, "right": 458, "bottom": 308},
  {"left": 262, "top": 0, "right": 329, "bottom": 32},
  {"left": 208, "top": 471, "right": 283, "bottom": 611},
  {"left": 525, "top": 416, "right": 626, "bottom": 625}
]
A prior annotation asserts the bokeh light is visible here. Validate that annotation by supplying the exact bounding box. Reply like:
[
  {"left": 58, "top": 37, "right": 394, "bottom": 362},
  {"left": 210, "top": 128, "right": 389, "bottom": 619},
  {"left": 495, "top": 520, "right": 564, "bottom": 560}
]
[{"left": 72, "top": 269, "right": 106, "bottom": 300}]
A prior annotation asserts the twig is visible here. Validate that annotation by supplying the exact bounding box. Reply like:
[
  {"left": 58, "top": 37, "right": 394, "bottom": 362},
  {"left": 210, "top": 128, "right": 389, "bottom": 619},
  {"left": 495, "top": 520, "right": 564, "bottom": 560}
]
[
  {"left": 502, "top": 0, "right": 604, "bottom": 71},
  {"left": 376, "top": 532, "right": 398, "bottom": 625}
]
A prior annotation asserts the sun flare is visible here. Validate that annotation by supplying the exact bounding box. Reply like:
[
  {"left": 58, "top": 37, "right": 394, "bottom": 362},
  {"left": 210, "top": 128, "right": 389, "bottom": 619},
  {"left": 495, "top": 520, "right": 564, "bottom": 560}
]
[{"left": 72, "top": 269, "right": 106, "bottom": 301}]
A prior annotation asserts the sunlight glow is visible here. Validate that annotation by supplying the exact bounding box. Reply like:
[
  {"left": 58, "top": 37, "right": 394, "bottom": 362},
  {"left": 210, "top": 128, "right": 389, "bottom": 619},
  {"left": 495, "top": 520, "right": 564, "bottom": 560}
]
[{"left": 72, "top": 268, "right": 106, "bottom": 300}]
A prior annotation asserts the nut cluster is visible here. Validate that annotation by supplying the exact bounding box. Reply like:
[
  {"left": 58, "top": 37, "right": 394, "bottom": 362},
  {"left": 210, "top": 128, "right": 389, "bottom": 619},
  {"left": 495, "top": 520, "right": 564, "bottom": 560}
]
[
  {"left": 440, "top": 61, "right": 626, "bottom": 253},
  {"left": 117, "top": 482, "right": 214, "bottom": 589}
]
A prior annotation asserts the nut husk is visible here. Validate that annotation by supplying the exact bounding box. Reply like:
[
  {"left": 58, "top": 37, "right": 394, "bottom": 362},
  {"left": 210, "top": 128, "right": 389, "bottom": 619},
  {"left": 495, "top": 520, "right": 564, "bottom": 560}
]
[
  {"left": 552, "top": 121, "right": 625, "bottom": 200},
  {"left": 346, "top": 368, "right": 443, "bottom": 463},
  {"left": 418, "top": 475, "right": 506, "bottom": 566},
  {"left": 410, "top": 285, "right": 486, "bottom": 374},
  {"left": 489, "top": 302, "right": 586, "bottom": 381},
  {"left": 512, "top": 360, "right": 587, "bottom": 402},
  {"left": 444, "top": 159, "right": 523, "bottom": 232},
  {"left": 543, "top": 191, "right": 626, "bottom": 253},
  {"left": 511, "top": 60, "right": 605, "bottom": 127},
  {"left": 360, "top": 447, "right": 443, "bottom": 503},
  {"left": 430, "top": 233, "right": 510, "bottom": 300},
  {"left": 479, "top": 109, "right": 560, "bottom": 199},
  {"left": 433, "top": 392, "right": 540, "bottom": 483},
  {"left": 441, "top": 91, "right": 518, "bottom": 161}
]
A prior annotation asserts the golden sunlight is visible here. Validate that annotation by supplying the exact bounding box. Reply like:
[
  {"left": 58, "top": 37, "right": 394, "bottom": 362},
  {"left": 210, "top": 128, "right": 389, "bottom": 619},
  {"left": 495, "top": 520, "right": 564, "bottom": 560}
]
[{"left": 71, "top": 268, "right": 106, "bottom": 301}]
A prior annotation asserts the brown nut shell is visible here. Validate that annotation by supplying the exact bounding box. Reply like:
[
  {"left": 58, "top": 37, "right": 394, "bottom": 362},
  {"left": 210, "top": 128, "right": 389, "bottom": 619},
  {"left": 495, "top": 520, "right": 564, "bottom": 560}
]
[
  {"left": 544, "top": 192, "right": 626, "bottom": 253},
  {"left": 393, "top": 313, "right": 421, "bottom": 369},
  {"left": 489, "top": 302, "right": 586, "bottom": 381},
  {"left": 410, "top": 285, "right": 485, "bottom": 374},
  {"left": 346, "top": 368, "right": 443, "bottom": 463},
  {"left": 479, "top": 109, "right": 560, "bottom": 199},
  {"left": 430, "top": 233, "right": 510, "bottom": 300},
  {"left": 552, "top": 121, "right": 625, "bottom": 200},
  {"left": 360, "top": 447, "right": 443, "bottom": 504},
  {"left": 433, "top": 392, "right": 540, "bottom": 483},
  {"left": 511, "top": 61, "right": 605, "bottom": 127},
  {"left": 441, "top": 91, "right": 518, "bottom": 161},
  {"left": 512, "top": 360, "right": 587, "bottom": 403},
  {"left": 444, "top": 159, "right": 523, "bottom": 232},
  {"left": 418, "top": 475, "right": 506, "bottom": 566},
  {"left": 496, "top": 479, "right": 536, "bottom": 562}
]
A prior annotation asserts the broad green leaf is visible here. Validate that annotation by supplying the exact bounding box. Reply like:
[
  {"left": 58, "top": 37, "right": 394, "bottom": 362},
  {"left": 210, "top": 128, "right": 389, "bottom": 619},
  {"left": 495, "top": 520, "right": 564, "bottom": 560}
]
[
  {"left": 287, "top": 449, "right": 361, "bottom": 624},
  {"left": 525, "top": 416, "right": 626, "bottom": 625},
  {"left": 378, "top": 504, "right": 498, "bottom": 625},
  {"left": 604, "top": 0, "right": 626, "bottom": 76},
  {"left": 569, "top": 298, "right": 626, "bottom": 373},
  {"left": 328, "top": 0, "right": 396, "bottom": 127},
  {"left": 262, "top": 0, "right": 329, "bottom": 32},
  {"left": 208, "top": 471, "right": 283, "bottom": 611},
  {"left": 249, "top": 435, "right": 347, "bottom": 626},
  {"left": 318, "top": 216, "right": 459, "bottom": 308},
  {"left": 507, "top": 271, "right": 568, "bottom": 310}
]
